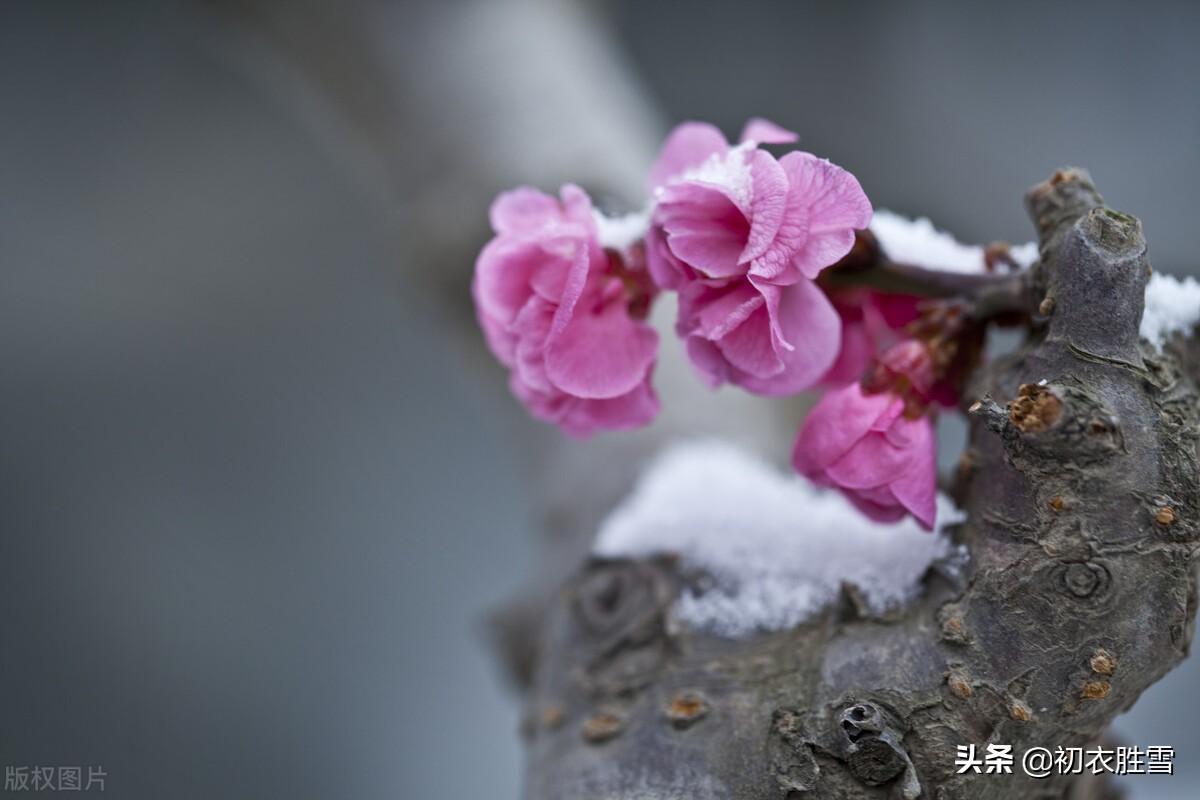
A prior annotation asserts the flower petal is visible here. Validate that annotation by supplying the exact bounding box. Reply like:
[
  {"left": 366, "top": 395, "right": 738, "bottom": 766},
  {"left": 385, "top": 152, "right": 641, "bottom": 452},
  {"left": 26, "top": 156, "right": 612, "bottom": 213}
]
[
  {"left": 559, "top": 379, "right": 661, "bottom": 438},
  {"left": 739, "top": 149, "right": 789, "bottom": 263},
  {"left": 511, "top": 297, "right": 554, "bottom": 391},
  {"left": 545, "top": 305, "right": 658, "bottom": 399},
  {"left": 778, "top": 152, "right": 873, "bottom": 280},
  {"left": 489, "top": 187, "right": 561, "bottom": 235},
  {"left": 476, "top": 306, "right": 516, "bottom": 366},
  {"left": 739, "top": 117, "right": 799, "bottom": 145},
  {"left": 558, "top": 183, "right": 596, "bottom": 227},
  {"left": 684, "top": 336, "right": 730, "bottom": 388},
  {"left": 473, "top": 237, "right": 544, "bottom": 323},
  {"left": 793, "top": 382, "right": 898, "bottom": 475},
  {"left": 824, "top": 432, "right": 916, "bottom": 490},
  {"left": 889, "top": 417, "right": 937, "bottom": 530},
  {"left": 547, "top": 237, "right": 592, "bottom": 338},
  {"left": 736, "top": 280, "right": 841, "bottom": 395},
  {"left": 844, "top": 488, "right": 909, "bottom": 524},
  {"left": 658, "top": 182, "right": 750, "bottom": 278},
  {"left": 648, "top": 122, "right": 729, "bottom": 192},
  {"left": 645, "top": 224, "right": 689, "bottom": 291},
  {"left": 714, "top": 303, "right": 782, "bottom": 379},
  {"left": 687, "top": 281, "right": 764, "bottom": 340},
  {"left": 819, "top": 315, "right": 874, "bottom": 387}
]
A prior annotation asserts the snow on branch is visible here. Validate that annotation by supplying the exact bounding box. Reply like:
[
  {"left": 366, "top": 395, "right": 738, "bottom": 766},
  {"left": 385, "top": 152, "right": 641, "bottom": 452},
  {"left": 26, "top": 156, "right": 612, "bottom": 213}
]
[
  {"left": 870, "top": 209, "right": 1038, "bottom": 273},
  {"left": 593, "top": 440, "right": 964, "bottom": 637},
  {"left": 1140, "top": 271, "right": 1200, "bottom": 351}
]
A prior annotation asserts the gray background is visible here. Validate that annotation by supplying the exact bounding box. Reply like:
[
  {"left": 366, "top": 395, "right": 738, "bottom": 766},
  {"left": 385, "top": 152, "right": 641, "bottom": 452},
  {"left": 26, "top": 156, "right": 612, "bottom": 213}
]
[{"left": 2, "top": 1, "right": 1198, "bottom": 798}]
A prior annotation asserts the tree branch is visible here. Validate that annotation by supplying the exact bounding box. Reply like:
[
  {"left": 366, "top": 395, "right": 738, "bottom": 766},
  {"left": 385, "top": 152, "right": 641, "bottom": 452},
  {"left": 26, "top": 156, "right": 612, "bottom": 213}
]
[{"left": 510, "top": 170, "right": 1200, "bottom": 799}]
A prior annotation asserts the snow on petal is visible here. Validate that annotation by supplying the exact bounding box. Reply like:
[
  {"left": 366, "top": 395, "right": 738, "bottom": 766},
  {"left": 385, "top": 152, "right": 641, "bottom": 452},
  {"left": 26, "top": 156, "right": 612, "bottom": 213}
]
[
  {"left": 648, "top": 121, "right": 730, "bottom": 192},
  {"left": 473, "top": 184, "right": 661, "bottom": 436},
  {"left": 760, "top": 151, "right": 872, "bottom": 282}
]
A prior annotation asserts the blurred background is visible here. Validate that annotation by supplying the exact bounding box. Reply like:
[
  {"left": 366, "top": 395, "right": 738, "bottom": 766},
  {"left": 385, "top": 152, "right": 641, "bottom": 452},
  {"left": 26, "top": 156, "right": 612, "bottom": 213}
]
[{"left": 2, "top": 1, "right": 1198, "bottom": 797}]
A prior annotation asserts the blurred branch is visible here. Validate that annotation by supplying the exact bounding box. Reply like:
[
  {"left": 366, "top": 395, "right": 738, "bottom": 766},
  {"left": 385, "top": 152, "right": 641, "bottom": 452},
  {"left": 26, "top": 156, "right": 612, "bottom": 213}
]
[{"left": 201, "top": 0, "right": 664, "bottom": 289}]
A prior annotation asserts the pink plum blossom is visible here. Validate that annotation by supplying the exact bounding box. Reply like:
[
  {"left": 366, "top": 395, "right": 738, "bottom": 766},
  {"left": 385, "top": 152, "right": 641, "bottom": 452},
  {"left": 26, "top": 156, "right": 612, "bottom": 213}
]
[
  {"left": 792, "top": 382, "right": 937, "bottom": 530},
  {"left": 874, "top": 339, "right": 937, "bottom": 399},
  {"left": 473, "top": 185, "right": 660, "bottom": 436},
  {"left": 820, "top": 290, "right": 923, "bottom": 387},
  {"left": 646, "top": 119, "right": 873, "bottom": 396}
]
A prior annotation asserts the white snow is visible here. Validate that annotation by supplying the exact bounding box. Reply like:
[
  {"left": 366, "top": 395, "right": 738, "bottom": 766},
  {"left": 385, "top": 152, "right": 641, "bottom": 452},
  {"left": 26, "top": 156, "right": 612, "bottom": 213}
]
[
  {"left": 594, "top": 207, "right": 650, "bottom": 251},
  {"left": 1140, "top": 271, "right": 1200, "bottom": 351},
  {"left": 870, "top": 209, "right": 1038, "bottom": 273},
  {"left": 659, "top": 142, "right": 755, "bottom": 209},
  {"left": 593, "top": 440, "right": 965, "bottom": 638},
  {"left": 1008, "top": 241, "right": 1039, "bottom": 269}
]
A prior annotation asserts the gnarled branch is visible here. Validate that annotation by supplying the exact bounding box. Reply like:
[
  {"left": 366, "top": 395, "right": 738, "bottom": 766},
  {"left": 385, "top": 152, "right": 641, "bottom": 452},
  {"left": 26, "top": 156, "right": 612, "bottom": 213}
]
[{"left": 510, "top": 170, "right": 1200, "bottom": 799}]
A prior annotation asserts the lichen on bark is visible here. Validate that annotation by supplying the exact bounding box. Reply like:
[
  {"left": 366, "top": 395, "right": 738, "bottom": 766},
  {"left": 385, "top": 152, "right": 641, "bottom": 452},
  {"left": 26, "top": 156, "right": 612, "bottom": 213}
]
[{"left": 511, "top": 170, "right": 1200, "bottom": 799}]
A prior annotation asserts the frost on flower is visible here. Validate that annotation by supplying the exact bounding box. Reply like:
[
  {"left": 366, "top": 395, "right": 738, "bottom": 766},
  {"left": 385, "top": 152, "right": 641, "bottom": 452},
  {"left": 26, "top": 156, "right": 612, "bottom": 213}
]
[
  {"left": 473, "top": 185, "right": 660, "bottom": 436},
  {"left": 594, "top": 440, "right": 963, "bottom": 638},
  {"left": 1140, "top": 271, "right": 1200, "bottom": 351},
  {"left": 870, "top": 209, "right": 1038, "bottom": 273},
  {"left": 819, "top": 290, "right": 922, "bottom": 388},
  {"left": 646, "top": 119, "right": 873, "bottom": 397},
  {"left": 593, "top": 207, "right": 651, "bottom": 252}
]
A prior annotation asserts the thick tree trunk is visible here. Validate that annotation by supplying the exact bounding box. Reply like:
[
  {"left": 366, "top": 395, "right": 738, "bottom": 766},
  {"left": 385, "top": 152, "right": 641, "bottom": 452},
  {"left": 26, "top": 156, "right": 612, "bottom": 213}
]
[{"left": 513, "top": 171, "right": 1200, "bottom": 799}]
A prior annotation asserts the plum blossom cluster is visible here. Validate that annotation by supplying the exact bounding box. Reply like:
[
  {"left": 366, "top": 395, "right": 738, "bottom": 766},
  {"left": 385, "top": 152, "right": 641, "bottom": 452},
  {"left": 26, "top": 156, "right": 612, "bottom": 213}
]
[{"left": 474, "top": 119, "right": 954, "bottom": 529}]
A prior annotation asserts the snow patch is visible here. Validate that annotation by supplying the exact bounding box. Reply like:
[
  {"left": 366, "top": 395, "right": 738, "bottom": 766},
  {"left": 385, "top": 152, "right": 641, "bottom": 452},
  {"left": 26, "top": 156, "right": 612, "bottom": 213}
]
[
  {"left": 660, "top": 142, "right": 755, "bottom": 209},
  {"left": 870, "top": 209, "right": 1038, "bottom": 273},
  {"left": 1141, "top": 271, "right": 1200, "bottom": 351},
  {"left": 594, "top": 207, "right": 650, "bottom": 251},
  {"left": 594, "top": 440, "right": 965, "bottom": 638}
]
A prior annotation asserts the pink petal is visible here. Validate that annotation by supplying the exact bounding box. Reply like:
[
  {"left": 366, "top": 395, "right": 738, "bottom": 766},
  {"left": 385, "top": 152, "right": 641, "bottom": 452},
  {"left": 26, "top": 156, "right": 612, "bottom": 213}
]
[
  {"left": 476, "top": 306, "right": 516, "bottom": 366},
  {"left": 489, "top": 187, "right": 561, "bottom": 235},
  {"left": 560, "top": 379, "right": 661, "bottom": 438},
  {"left": 658, "top": 183, "right": 750, "bottom": 278},
  {"left": 855, "top": 484, "right": 903, "bottom": 506},
  {"left": 736, "top": 280, "right": 841, "bottom": 395},
  {"left": 511, "top": 297, "right": 554, "bottom": 391},
  {"left": 645, "top": 224, "right": 689, "bottom": 291},
  {"left": 558, "top": 183, "right": 595, "bottom": 226},
  {"left": 824, "top": 432, "right": 917, "bottom": 490},
  {"left": 739, "top": 150, "right": 789, "bottom": 263},
  {"left": 793, "top": 383, "right": 897, "bottom": 475},
  {"left": 844, "top": 488, "right": 909, "bottom": 524},
  {"left": 747, "top": 157, "right": 813, "bottom": 282},
  {"left": 739, "top": 117, "right": 799, "bottom": 145},
  {"left": 683, "top": 336, "right": 729, "bottom": 388},
  {"left": 870, "top": 398, "right": 905, "bottom": 433},
  {"left": 778, "top": 152, "right": 873, "bottom": 280},
  {"left": 528, "top": 249, "right": 571, "bottom": 301},
  {"left": 526, "top": 230, "right": 593, "bottom": 302},
  {"left": 473, "top": 237, "right": 543, "bottom": 323},
  {"left": 879, "top": 340, "right": 935, "bottom": 397},
  {"left": 648, "top": 122, "right": 729, "bottom": 191},
  {"left": 819, "top": 317, "right": 874, "bottom": 387},
  {"left": 714, "top": 303, "right": 783, "bottom": 379},
  {"left": 545, "top": 305, "right": 658, "bottom": 399},
  {"left": 869, "top": 293, "right": 923, "bottom": 331},
  {"left": 689, "top": 281, "right": 764, "bottom": 339},
  {"left": 889, "top": 417, "right": 937, "bottom": 530},
  {"left": 547, "top": 237, "right": 593, "bottom": 339}
]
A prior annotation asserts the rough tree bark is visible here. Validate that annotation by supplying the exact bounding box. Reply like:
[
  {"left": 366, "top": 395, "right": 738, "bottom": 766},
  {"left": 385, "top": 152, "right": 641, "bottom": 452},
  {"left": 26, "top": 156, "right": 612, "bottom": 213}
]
[{"left": 508, "top": 171, "right": 1200, "bottom": 799}]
